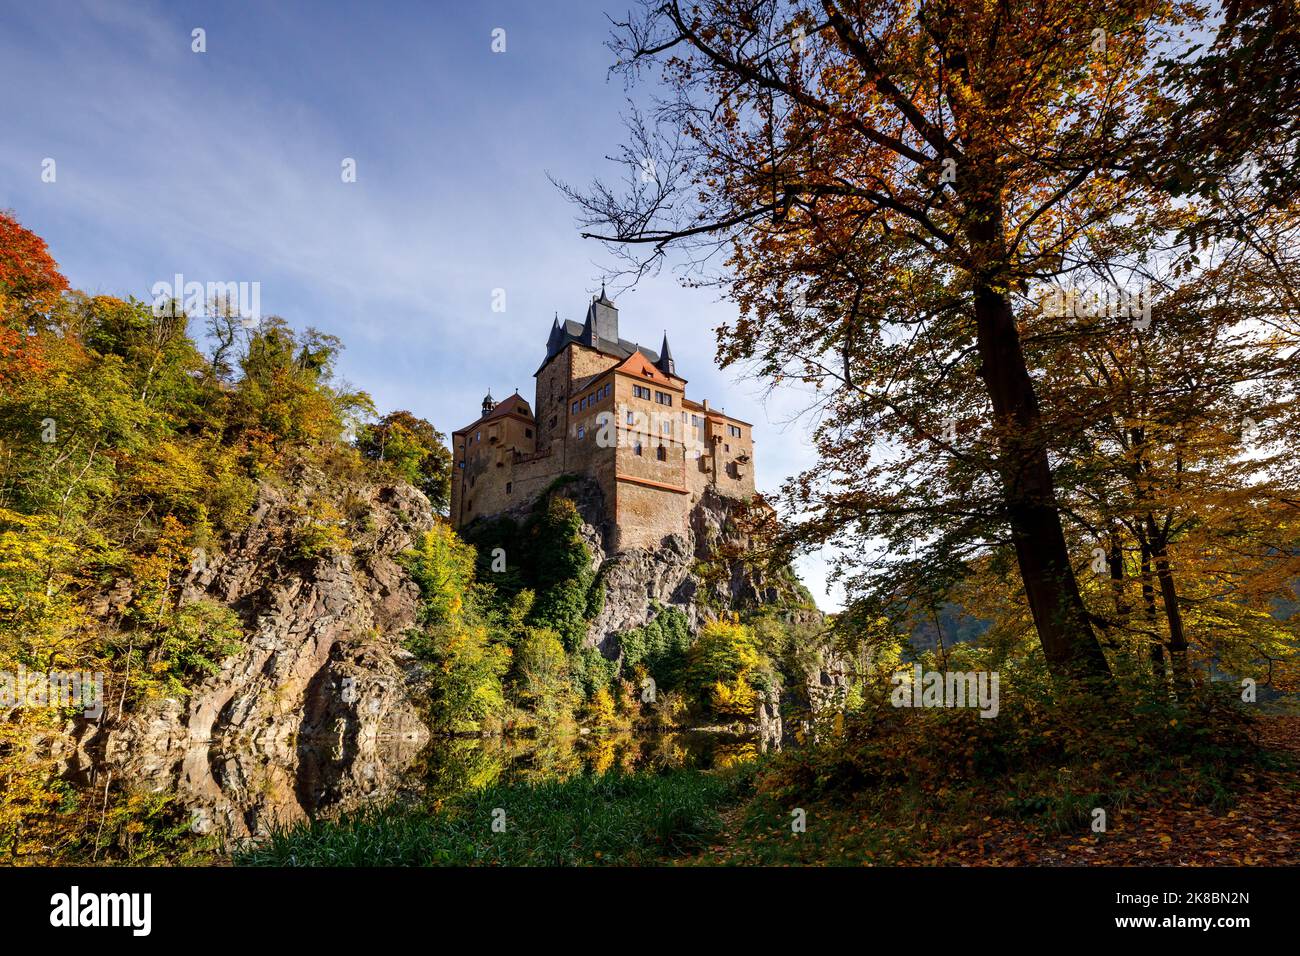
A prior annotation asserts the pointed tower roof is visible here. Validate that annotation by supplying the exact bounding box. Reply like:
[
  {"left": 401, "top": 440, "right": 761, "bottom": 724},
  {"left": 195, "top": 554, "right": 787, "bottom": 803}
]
[
  {"left": 546, "top": 313, "right": 564, "bottom": 358},
  {"left": 655, "top": 331, "right": 676, "bottom": 377}
]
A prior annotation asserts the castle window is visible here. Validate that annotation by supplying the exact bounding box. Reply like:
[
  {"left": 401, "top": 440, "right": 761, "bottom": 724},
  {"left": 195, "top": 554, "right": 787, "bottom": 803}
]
[
  {"left": 634, "top": 442, "right": 643, "bottom": 456},
  {"left": 577, "top": 425, "right": 586, "bottom": 439},
  {"left": 633, "top": 385, "right": 650, "bottom": 400},
  {"left": 458, "top": 461, "right": 465, "bottom": 469},
  {"left": 626, "top": 409, "right": 635, "bottom": 425},
  {"left": 724, "top": 443, "right": 730, "bottom": 452},
  {"left": 475, "top": 431, "right": 481, "bottom": 442},
  {"left": 661, "top": 420, "right": 671, "bottom": 435},
  {"left": 728, "top": 424, "right": 742, "bottom": 438},
  {"left": 572, "top": 401, "right": 579, "bottom": 414},
  {"left": 656, "top": 445, "right": 667, "bottom": 461},
  {"left": 506, "top": 482, "right": 512, "bottom": 494},
  {"left": 467, "top": 499, "right": 473, "bottom": 511},
  {"left": 655, "top": 390, "right": 672, "bottom": 406},
  {"left": 470, "top": 475, "right": 476, "bottom": 487},
  {"left": 691, "top": 414, "right": 702, "bottom": 428},
  {"left": 525, "top": 428, "right": 533, "bottom": 438}
]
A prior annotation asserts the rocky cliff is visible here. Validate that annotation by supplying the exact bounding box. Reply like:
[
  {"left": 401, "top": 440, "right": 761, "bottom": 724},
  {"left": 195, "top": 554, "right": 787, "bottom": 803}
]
[
  {"left": 499, "top": 477, "right": 840, "bottom": 725},
  {"left": 87, "top": 465, "right": 435, "bottom": 842},
  {"left": 75, "top": 471, "right": 835, "bottom": 841}
]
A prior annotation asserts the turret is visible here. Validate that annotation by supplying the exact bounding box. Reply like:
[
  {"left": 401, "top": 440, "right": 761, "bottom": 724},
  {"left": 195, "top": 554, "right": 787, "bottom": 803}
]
[
  {"left": 546, "top": 314, "right": 563, "bottom": 358},
  {"left": 655, "top": 331, "right": 675, "bottom": 376},
  {"left": 583, "top": 282, "right": 619, "bottom": 346}
]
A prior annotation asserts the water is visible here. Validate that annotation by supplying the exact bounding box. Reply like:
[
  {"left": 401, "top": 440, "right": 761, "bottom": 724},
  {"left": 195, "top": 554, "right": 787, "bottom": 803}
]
[{"left": 68, "top": 728, "right": 761, "bottom": 861}]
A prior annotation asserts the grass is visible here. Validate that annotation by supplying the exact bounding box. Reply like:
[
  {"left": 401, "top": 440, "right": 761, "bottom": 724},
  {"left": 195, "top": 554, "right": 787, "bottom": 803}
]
[{"left": 235, "top": 765, "right": 755, "bottom": 866}]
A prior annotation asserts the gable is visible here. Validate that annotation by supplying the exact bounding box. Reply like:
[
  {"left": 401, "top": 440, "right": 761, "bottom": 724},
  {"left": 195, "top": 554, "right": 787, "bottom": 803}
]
[{"left": 615, "top": 350, "right": 679, "bottom": 388}]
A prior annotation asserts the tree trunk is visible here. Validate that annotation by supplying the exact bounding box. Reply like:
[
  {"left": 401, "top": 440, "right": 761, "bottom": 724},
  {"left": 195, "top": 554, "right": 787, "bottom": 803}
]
[
  {"left": 1145, "top": 517, "right": 1191, "bottom": 692},
  {"left": 1140, "top": 541, "right": 1168, "bottom": 682},
  {"left": 972, "top": 285, "right": 1112, "bottom": 682},
  {"left": 1108, "top": 527, "right": 1127, "bottom": 621}
]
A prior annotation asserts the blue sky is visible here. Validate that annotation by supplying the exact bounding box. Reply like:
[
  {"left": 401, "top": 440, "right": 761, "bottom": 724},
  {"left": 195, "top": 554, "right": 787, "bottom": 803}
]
[{"left": 0, "top": 0, "right": 843, "bottom": 609}]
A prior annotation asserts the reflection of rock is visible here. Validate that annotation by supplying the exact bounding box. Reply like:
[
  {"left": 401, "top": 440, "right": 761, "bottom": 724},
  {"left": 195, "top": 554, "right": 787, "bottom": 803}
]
[
  {"left": 101, "top": 467, "right": 434, "bottom": 842},
  {"left": 756, "top": 687, "right": 782, "bottom": 754}
]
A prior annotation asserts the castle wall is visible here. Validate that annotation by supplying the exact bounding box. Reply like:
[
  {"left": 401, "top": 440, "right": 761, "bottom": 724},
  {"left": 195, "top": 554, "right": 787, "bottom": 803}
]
[
  {"left": 704, "top": 413, "right": 755, "bottom": 500},
  {"left": 565, "top": 365, "right": 619, "bottom": 514},
  {"left": 570, "top": 345, "right": 619, "bottom": 383},
  {"left": 614, "top": 480, "right": 692, "bottom": 551},
  {"left": 534, "top": 348, "right": 570, "bottom": 457}
]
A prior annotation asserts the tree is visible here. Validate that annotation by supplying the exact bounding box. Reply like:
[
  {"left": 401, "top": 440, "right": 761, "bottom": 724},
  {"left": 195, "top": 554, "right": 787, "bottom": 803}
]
[
  {"left": 356, "top": 410, "right": 452, "bottom": 513},
  {"left": 686, "top": 618, "right": 770, "bottom": 716},
  {"left": 558, "top": 0, "right": 1214, "bottom": 682},
  {"left": 0, "top": 210, "right": 69, "bottom": 389},
  {"left": 0, "top": 210, "right": 67, "bottom": 313},
  {"left": 1144, "top": 0, "right": 1300, "bottom": 210},
  {"left": 1035, "top": 234, "right": 1300, "bottom": 691}
]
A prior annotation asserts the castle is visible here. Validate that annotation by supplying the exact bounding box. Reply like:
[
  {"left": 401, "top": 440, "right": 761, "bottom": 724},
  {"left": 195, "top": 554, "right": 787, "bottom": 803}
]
[{"left": 451, "top": 290, "right": 756, "bottom": 551}]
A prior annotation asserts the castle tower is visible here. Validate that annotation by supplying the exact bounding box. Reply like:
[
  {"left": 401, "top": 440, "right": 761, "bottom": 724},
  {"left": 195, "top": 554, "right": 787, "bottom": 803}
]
[
  {"left": 582, "top": 284, "right": 619, "bottom": 347},
  {"left": 481, "top": 391, "right": 496, "bottom": 417},
  {"left": 655, "top": 332, "right": 675, "bottom": 377}
]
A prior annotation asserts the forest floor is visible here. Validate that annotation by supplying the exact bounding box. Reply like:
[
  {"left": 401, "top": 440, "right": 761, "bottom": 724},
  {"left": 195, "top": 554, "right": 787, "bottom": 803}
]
[{"left": 690, "top": 714, "right": 1300, "bottom": 866}]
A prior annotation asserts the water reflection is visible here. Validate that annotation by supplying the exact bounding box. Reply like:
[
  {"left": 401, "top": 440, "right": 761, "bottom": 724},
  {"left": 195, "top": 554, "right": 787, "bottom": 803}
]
[
  {"left": 99, "top": 729, "right": 759, "bottom": 853},
  {"left": 410, "top": 729, "right": 757, "bottom": 806}
]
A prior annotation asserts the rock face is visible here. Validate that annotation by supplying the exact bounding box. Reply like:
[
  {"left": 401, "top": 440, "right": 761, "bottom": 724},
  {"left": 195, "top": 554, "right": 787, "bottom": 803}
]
[
  {"left": 529, "top": 479, "right": 839, "bottom": 731},
  {"left": 580, "top": 483, "right": 803, "bottom": 649},
  {"left": 96, "top": 467, "right": 435, "bottom": 842}
]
